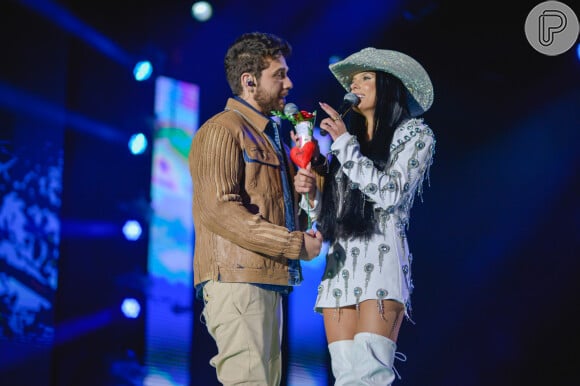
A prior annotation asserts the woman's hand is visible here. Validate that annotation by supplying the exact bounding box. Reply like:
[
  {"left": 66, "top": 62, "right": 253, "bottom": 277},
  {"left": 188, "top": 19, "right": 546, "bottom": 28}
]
[
  {"left": 318, "top": 102, "right": 348, "bottom": 141},
  {"left": 294, "top": 165, "right": 317, "bottom": 198}
]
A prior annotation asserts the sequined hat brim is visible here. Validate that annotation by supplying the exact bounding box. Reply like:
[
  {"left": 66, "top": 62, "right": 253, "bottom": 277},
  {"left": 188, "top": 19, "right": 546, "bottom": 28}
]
[{"left": 329, "top": 47, "right": 434, "bottom": 117}]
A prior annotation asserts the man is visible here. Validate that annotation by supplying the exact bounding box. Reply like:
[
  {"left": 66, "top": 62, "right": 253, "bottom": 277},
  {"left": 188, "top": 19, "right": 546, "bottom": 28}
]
[{"left": 189, "top": 32, "right": 323, "bottom": 385}]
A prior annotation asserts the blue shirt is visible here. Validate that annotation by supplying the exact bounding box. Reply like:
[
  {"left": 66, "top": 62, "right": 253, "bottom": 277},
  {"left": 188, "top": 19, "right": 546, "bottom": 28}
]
[{"left": 263, "top": 117, "right": 302, "bottom": 288}]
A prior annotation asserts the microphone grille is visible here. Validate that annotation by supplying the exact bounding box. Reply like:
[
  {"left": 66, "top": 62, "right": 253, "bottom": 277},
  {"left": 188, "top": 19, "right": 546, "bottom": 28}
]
[
  {"left": 343, "top": 92, "right": 360, "bottom": 105},
  {"left": 283, "top": 103, "right": 299, "bottom": 116}
]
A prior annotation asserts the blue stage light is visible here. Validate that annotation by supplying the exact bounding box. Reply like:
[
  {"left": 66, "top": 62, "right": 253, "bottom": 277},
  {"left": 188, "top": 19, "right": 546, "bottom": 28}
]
[
  {"left": 577, "top": 43, "right": 580, "bottom": 61},
  {"left": 128, "top": 133, "right": 148, "bottom": 155},
  {"left": 191, "top": 1, "right": 213, "bottom": 22},
  {"left": 133, "top": 61, "right": 153, "bottom": 81},
  {"left": 122, "top": 220, "right": 142, "bottom": 241},
  {"left": 121, "top": 298, "right": 141, "bottom": 319}
]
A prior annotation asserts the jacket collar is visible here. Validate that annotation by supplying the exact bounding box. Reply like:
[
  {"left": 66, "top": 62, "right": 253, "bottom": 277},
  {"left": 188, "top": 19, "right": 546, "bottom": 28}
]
[{"left": 226, "top": 97, "right": 272, "bottom": 133}]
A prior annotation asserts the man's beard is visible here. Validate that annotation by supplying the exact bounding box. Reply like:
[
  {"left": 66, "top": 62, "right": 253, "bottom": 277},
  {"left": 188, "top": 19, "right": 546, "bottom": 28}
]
[{"left": 254, "top": 87, "right": 283, "bottom": 115}]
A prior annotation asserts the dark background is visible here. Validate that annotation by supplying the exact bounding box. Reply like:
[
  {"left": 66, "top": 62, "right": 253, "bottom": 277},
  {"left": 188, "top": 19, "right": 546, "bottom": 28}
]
[{"left": 1, "top": 0, "right": 579, "bottom": 385}]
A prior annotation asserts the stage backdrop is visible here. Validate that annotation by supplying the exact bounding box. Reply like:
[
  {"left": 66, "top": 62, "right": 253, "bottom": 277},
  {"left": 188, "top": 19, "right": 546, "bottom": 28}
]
[
  {"left": 0, "top": 12, "right": 67, "bottom": 380},
  {"left": 145, "top": 75, "right": 199, "bottom": 386},
  {"left": 0, "top": 98, "right": 63, "bottom": 385}
]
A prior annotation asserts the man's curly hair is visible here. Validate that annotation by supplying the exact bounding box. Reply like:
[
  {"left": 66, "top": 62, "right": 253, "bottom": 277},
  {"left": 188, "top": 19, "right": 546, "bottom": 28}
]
[{"left": 224, "top": 32, "right": 292, "bottom": 95}]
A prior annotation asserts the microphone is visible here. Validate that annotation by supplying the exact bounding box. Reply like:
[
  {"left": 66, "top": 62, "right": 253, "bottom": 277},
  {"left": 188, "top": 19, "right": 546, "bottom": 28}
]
[
  {"left": 283, "top": 102, "right": 299, "bottom": 116},
  {"left": 320, "top": 92, "right": 360, "bottom": 136},
  {"left": 284, "top": 102, "right": 313, "bottom": 147},
  {"left": 340, "top": 92, "right": 360, "bottom": 118}
]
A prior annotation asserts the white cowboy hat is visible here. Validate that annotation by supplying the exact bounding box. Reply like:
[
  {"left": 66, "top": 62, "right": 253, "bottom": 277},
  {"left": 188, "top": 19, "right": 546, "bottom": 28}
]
[{"left": 329, "top": 47, "right": 434, "bottom": 116}]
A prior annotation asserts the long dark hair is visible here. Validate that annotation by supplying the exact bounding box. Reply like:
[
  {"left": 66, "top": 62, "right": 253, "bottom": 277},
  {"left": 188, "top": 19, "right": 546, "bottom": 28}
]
[{"left": 317, "top": 71, "right": 411, "bottom": 242}]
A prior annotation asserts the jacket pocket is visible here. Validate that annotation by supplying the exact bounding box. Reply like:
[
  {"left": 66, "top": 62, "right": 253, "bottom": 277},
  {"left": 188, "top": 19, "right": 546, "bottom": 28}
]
[{"left": 243, "top": 147, "right": 280, "bottom": 167}]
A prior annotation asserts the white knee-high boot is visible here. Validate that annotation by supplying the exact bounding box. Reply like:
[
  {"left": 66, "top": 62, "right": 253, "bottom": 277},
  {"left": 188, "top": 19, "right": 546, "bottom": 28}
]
[
  {"left": 352, "top": 332, "right": 397, "bottom": 385},
  {"left": 328, "top": 340, "right": 357, "bottom": 386}
]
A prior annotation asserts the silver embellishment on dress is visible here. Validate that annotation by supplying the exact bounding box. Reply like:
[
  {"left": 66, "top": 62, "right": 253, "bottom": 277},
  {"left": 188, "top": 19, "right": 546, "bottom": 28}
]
[
  {"left": 348, "top": 182, "right": 360, "bottom": 190},
  {"left": 409, "top": 158, "right": 419, "bottom": 168},
  {"left": 378, "top": 244, "right": 390, "bottom": 272},
  {"left": 376, "top": 288, "right": 388, "bottom": 321},
  {"left": 408, "top": 254, "right": 415, "bottom": 293},
  {"left": 402, "top": 264, "right": 409, "bottom": 292},
  {"left": 363, "top": 159, "right": 373, "bottom": 168},
  {"left": 343, "top": 160, "right": 355, "bottom": 169},
  {"left": 326, "top": 270, "right": 333, "bottom": 299},
  {"left": 416, "top": 140, "right": 425, "bottom": 150},
  {"left": 377, "top": 209, "right": 389, "bottom": 234},
  {"left": 351, "top": 247, "right": 360, "bottom": 278},
  {"left": 354, "top": 286, "right": 362, "bottom": 317},
  {"left": 406, "top": 300, "right": 413, "bottom": 320},
  {"left": 378, "top": 209, "right": 388, "bottom": 222},
  {"left": 364, "top": 263, "right": 374, "bottom": 293},
  {"left": 399, "top": 202, "right": 408, "bottom": 213},
  {"left": 341, "top": 269, "right": 349, "bottom": 301},
  {"left": 316, "top": 284, "right": 323, "bottom": 306},
  {"left": 334, "top": 251, "right": 342, "bottom": 283},
  {"left": 387, "top": 205, "right": 395, "bottom": 214},
  {"left": 333, "top": 288, "right": 343, "bottom": 320},
  {"left": 364, "top": 239, "right": 370, "bottom": 259},
  {"left": 386, "top": 181, "right": 396, "bottom": 191},
  {"left": 403, "top": 182, "right": 410, "bottom": 192},
  {"left": 364, "top": 183, "right": 378, "bottom": 194}
]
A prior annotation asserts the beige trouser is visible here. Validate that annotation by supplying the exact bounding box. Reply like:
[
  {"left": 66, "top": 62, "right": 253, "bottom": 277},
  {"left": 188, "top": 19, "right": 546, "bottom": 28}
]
[{"left": 202, "top": 281, "right": 283, "bottom": 386}]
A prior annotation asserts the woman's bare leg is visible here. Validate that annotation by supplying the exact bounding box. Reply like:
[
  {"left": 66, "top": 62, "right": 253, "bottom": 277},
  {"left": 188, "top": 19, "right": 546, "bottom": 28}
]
[
  {"left": 356, "top": 299, "right": 405, "bottom": 342},
  {"left": 323, "top": 306, "right": 358, "bottom": 343}
]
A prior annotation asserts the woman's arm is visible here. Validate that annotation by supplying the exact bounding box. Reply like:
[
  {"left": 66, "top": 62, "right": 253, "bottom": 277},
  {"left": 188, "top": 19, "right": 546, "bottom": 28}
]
[{"left": 330, "top": 118, "right": 435, "bottom": 213}]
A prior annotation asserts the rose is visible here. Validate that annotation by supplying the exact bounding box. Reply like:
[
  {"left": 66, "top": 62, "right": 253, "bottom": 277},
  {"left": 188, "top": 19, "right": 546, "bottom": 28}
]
[
  {"left": 272, "top": 109, "right": 317, "bottom": 127},
  {"left": 297, "top": 110, "right": 314, "bottom": 120}
]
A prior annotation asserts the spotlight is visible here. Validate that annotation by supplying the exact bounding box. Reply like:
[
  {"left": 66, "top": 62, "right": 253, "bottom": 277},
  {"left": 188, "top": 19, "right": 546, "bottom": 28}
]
[
  {"left": 133, "top": 60, "right": 153, "bottom": 81},
  {"left": 122, "top": 220, "right": 142, "bottom": 241},
  {"left": 577, "top": 43, "right": 580, "bottom": 61},
  {"left": 191, "top": 1, "right": 213, "bottom": 22},
  {"left": 128, "top": 133, "right": 148, "bottom": 155},
  {"left": 121, "top": 298, "right": 141, "bottom": 319}
]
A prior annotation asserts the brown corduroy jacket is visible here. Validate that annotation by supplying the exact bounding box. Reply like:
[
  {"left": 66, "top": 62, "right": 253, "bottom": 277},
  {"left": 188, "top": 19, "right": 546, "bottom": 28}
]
[{"left": 189, "top": 98, "right": 306, "bottom": 287}]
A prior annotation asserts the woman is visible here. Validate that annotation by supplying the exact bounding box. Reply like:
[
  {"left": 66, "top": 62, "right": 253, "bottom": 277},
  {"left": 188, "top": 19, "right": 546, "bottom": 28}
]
[{"left": 294, "top": 47, "right": 436, "bottom": 385}]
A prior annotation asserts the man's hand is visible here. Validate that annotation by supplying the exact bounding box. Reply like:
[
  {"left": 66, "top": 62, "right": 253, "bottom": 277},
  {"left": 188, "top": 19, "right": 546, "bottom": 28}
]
[{"left": 299, "top": 229, "right": 323, "bottom": 261}]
